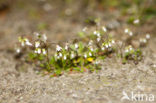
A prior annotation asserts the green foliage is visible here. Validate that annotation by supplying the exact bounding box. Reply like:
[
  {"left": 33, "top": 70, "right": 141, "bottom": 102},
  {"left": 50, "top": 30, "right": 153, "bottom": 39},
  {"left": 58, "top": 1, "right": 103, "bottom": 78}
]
[
  {"left": 122, "top": 46, "right": 142, "bottom": 64},
  {"left": 15, "top": 24, "right": 149, "bottom": 77}
]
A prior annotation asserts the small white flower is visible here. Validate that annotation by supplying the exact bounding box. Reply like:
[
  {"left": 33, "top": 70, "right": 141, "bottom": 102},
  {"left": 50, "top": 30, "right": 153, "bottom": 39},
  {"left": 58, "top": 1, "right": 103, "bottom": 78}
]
[
  {"left": 93, "top": 31, "right": 97, "bottom": 35},
  {"left": 57, "top": 56, "right": 60, "bottom": 59},
  {"left": 21, "top": 41, "right": 25, "bottom": 47},
  {"left": 125, "top": 49, "right": 129, "bottom": 53},
  {"left": 146, "top": 34, "right": 150, "bottom": 39},
  {"left": 112, "top": 40, "right": 115, "bottom": 44},
  {"left": 101, "top": 47, "right": 105, "bottom": 50},
  {"left": 24, "top": 38, "right": 29, "bottom": 42},
  {"left": 143, "top": 39, "right": 147, "bottom": 43},
  {"left": 34, "top": 49, "right": 37, "bottom": 53},
  {"left": 59, "top": 52, "right": 62, "bottom": 57},
  {"left": 42, "top": 49, "right": 47, "bottom": 55},
  {"left": 63, "top": 55, "right": 67, "bottom": 60},
  {"left": 129, "top": 31, "right": 133, "bottom": 36},
  {"left": 82, "top": 27, "right": 87, "bottom": 32},
  {"left": 84, "top": 54, "right": 87, "bottom": 58},
  {"left": 133, "top": 19, "right": 140, "bottom": 24},
  {"left": 129, "top": 47, "right": 134, "bottom": 52},
  {"left": 140, "top": 38, "right": 147, "bottom": 43},
  {"left": 75, "top": 44, "right": 79, "bottom": 49},
  {"left": 16, "top": 48, "right": 21, "bottom": 53},
  {"left": 89, "top": 52, "right": 92, "bottom": 56},
  {"left": 124, "top": 28, "right": 129, "bottom": 33},
  {"left": 35, "top": 41, "right": 40, "bottom": 48},
  {"left": 56, "top": 45, "right": 62, "bottom": 51},
  {"left": 34, "top": 32, "right": 40, "bottom": 37},
  {"left": 90, "top": 47, "right": 94, "bottom": 51},
  {"left": 108, "top": 43, "right": 112, "bottom": 47},
  {"left": 65, "top": 45, "right": 68, "bottom": 50},
  {"left": 88, "top": 40, "right": 93, "bottom": 45},
  {"left": 102, "top": 26, "right": 107, "bottom": 32},
  {"left": 37, "top": 48, "right": 41, "bottom": 54},
  {"left": 105, "top": 44, "right": 109, "bottom": 48},
  {"left": 71, "top": 53, "right": 75, "bottom": 59},
  {"left": 54, "top": 54, "right": 59, "bottom": 59},
  {"left": 97, "top": 33, "right": 100, "bottom": 37},
  {"left": 43, "top": 34, "right": 47, "bottom": 41},
  {"left": 26, "top": 40, "right": 32, "bottom": 46},
  {"left": 95, "top": 60, "right": 100, "bottom": 65},
  {"left": 97, "top": 37, "right": 101, "bottom": 42}
]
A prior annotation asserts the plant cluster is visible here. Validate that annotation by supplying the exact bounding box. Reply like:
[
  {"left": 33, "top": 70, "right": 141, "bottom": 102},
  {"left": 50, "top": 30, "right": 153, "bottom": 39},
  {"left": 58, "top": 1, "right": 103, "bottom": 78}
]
[{"left": 15, "top": 26, "right": 150, "bottom": 76}]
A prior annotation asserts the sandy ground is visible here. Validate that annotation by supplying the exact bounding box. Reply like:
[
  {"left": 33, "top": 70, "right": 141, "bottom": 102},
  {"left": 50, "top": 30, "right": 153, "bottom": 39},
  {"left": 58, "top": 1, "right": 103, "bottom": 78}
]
[{"left": 0, "top": 0, "right": 156, "bottom": 103}]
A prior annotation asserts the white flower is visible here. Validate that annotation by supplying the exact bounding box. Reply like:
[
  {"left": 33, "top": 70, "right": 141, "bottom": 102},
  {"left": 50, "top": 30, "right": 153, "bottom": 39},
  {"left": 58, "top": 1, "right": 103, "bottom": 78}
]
[
  {"left": 34, "top": 49, "right": 38, "bottom": 53},
  {"left": 102, "top": 26, "right": 107, "bottom": 32},
  {"left": 89, "top": 52, "right": 92, "bottom": 56},
  {"left": 88, "top": 40, "right": 93, "bottom": 45},
  {"left": 93, "top": 31, "right": 97, "bottom": 35},
  {"left": 146, "top": 34, "right": 150, "bottom": 39},
  {"left": 82, "top": 27, "right": 87, "bottom": 32},
  {"left": 36, "top": 48, "right": 41, "bottom": 54},
  {"left": 97, "top": 37, "right": 101, "bottom": 42},
  {"left": 56, "top": 45, "right": 62, "bottom": 51},
  {"left": 105, "top": 44, "right": 109, "bottom": 48},
  {"left": 95, "top": 60, "right": 100, "bottom": 65},
  {"left": 21, "top": 41, "right": 25, "bottom": 47},
  {"left": 124, "top": 28, "right": 129, "bottom": 33},
  {"left": 59, "top": 52, "right": 62, "bottom": 57},
  {"left": 133, "top": 19, "right": 140, "bottom": 24},
  {"left": 84, "top": 54, "right": 87, "bottom": 58},
  {"left": 129, "top": 31, "right": 133, "bottom": 36},
  {"left": 35, "top": 41, "right": 40, "bottom": 48},
  {"left": 140, "top": 38, "right": 147, "bottom": 43},
  {"left": 97, "top": 33, "right": 100, "bottom": 37},
  {"left": 37, "top": 48, "right": 41, "bottom": 54},
  {"left": 65, "top": 45, "right": 68, "bottom": 50},
  {"left": 90, "top": 47, "right": 94, "bottom": 51},
  {"left": 112, "top": 40, "right": 115, "bottom": 44},
  {"left": 129, "top": 47, "right": 132, "bottom": 51},
  {"left": 143, "top": 39, "right": 147, "bottom": 43},
  {"left": 26, "top": 40, "right": 32, "bottom": 46},
  {"left": 75, "top": 44, "right": 79, "bottom": 49},
  {"left": 63, "top": 55, "right": 67, "bottom": 60},
  {"left": 34, "top": 32, "right": 40, "bottom": 37},
  {"left": 108, "top": 43, "right": 112, "bottom": 47},
  {"left": 57, "top": 56, "right": 60, "bottom": 59},
  {"left": 101, "top": 47, "right": 105, "bottom": 50},
  {"left": 71, "top": 53, "right": 75, "bottom": 59},
  {"left": 125, "top": 49, "right": 129, "bottom": 53},
  {"left": 16, "top": 48, "right": 21, "bottom": 53},
  {"left": 43, "top": 34, "right": 47, "bottom": 41},
  {"left": 54, "top": 53, "right": 59, "bottom": 59},
  {"left": 42, "top": 49, "right": 47, "bottom": 55}
]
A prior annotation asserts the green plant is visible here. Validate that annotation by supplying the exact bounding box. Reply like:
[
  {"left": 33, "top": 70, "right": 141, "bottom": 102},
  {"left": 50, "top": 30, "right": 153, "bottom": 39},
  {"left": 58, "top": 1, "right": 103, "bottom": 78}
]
[{"left": 15, "top": 25, "right": 150, "bottom": 77}]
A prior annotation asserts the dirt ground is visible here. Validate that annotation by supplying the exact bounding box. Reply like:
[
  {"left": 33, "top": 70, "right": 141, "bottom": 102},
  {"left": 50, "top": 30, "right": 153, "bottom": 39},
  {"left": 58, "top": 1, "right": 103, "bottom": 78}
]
[{"left": 0, "top": 0, "right": 156, "bottom": 103}]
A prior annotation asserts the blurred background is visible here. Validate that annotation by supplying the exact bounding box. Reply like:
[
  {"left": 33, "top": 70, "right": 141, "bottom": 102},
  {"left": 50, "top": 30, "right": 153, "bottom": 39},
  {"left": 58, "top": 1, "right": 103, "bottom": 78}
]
[{"left": 0, "top": 0, "right": 155, "bottom": 49}]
